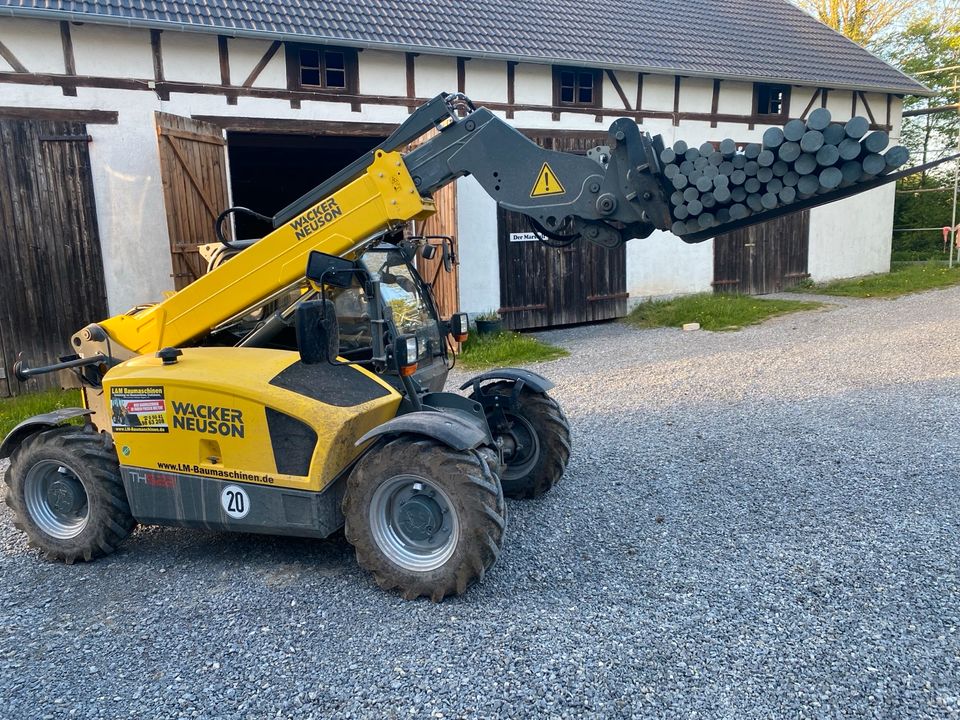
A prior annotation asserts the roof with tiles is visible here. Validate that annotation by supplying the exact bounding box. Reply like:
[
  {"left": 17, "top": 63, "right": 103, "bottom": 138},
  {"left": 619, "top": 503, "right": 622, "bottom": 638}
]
[{"left": 0, "top": 0, "right": 929, "bottom": 94}]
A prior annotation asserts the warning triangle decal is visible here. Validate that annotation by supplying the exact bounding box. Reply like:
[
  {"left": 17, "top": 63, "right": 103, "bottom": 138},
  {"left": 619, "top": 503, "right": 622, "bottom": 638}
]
[{"left": 530, "top": 162, "right": 565, "bottom": 198}]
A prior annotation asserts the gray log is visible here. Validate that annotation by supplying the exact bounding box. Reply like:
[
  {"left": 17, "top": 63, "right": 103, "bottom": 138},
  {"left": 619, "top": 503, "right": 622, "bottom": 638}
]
[
  {"left": 800, "top": 130, "right": 825, "bottom": 153},
  {"left": 806, "top": 107, "right": 832, "bottom": 131},
  {"left": 702, "top": 192, "right": 717, "bottom": 209},
  {"left": 730, "top": 169, "right": 747, "bottom": 186},
  {"left": 660, "top": 148, "right": 677, "bottom": 165},
  {"left": 699, "top": 142, "right": 715, "bottom": 155},
  {"left": 797, "top": 174, "right": 820, "bottom": 196},
  {"left": 783, "top": 171, "right": 800, "bottom": 187},
  {"left": 779, "top": 186, "right": 797, "bottom": 204},
  {"left": 778, "top": 141, "right": 801, "bottom": 163},
  {"left": 685, "top": 219, "right": 701, "bottom": 234},
  {"left": 698, "top": 212, "right": 716, "bottom": 230},
  {"left": 757, "top": 167, "right": 774, "bottom": 183},
  {"left": 714, "top": 186, "right": 732, "bottom": 203},
  {"left": 719, "top": 160, "right": 735, "bottom": 175},
  {"left": 713, "top": 174, "right": 730, "bottom": 189},
  {"left": 719, "top": 138, "right": 738, "bottom": 157},
  {"left": 772, "top": 160, "right": 789, "bottom": 177},
  {"left": 760, "top": 192, "right": 779, "bottom": 209},
  {"left": 717, "top": 207, "right": 732, "bottom": 224},
  {"left": 783, "top": 119, "right": 806, "bottom": 142},
  {"left": 838, "top": 138, "right": 861, "bottom": 160},
  {"left": 731, "top": 186, "right": 747, "bottom": 203},
  {"left": 683, "top": 186, "right": 700, "bottom": 202},
  {"left": 680, "top": 160, "right": 695, "bottom": 175},
  {"left": 763, "top": 127, "right": 785, "bottom": 149},
  {"left": 694, "top": 156, "right": 709, "bottom": 171},
  {"left": 696, "top": 176, "right": 714, "bottom": 192},
  {"left": 704, "top": 165, "right": 720, "bottom": 180},
  {"left": 766, "top": 177, "right": 784, "bottom": 195},
  {"left": 674, "top": 204, "right": 689, "bottom": 220},
  {"left": 684, "top": 148, "right": 700, "bottom": 162},
  {"left": 673, "top": 139, "right": 689, "bottom": 154},
  {"left": 745, "top": 177, "right": 762, "bottom": 194},
  {"left": 672, "top": 173, "right": 689, "bottom": 189},
  {"left": 861, "top": 153, "right": 886, "bottom": 176},
  {"left": 732, "top": 154, "right": 747, "bottom": 169},
  {"left": 757, "top": 149, "right": 776, "bottom": 167},
  {"left": 815, "top": 144, "right": 840, "bottom": 167},
  {"left": 823, "top": 123, "right": 845, "bottom": 145},
  {"left": 664, "top": 164, "right": 680, "bottom": 179},
  {"left": 745, "top": 160, "right": 760, "bottom": 177},
  {"left": 708, "top": 151, "right": 724, "bottom": 166},
  {"left": 744, "top": 143, "right": 762, "bottom": 159},
  {"left": 672, "top": 221, "right": 687, "bottom": 235},
  {"left": 794, "top": 153, "right": 818, "bottom": 175},
  {"left": 840, "top": 161, "right": 862, "bottom": 185},
  {"left": 747, "top": 194, "right": 764, "bottom": 212},
  {"left": 689, "top": 169, "right": 704, "bottom": 182},
  {"left": 671, "top": 190, "right": 686, "bottom": 206},
  {"left": 819, "top": 166, "right": 842, "bottom": 190},
  {"left": 862, "top": 131, "right": 889, "bottom": 154},
  {"left": 884, "top": 145, "right": 910, "bottom": 169},
  {"left": 687, "top": 199, "right": 703, "bottom": 216},
  {"left": 844, "top": 116, "right": 869, "bottom": 139},
  {"left": 730, "top": 203, "right": 750, "bottom": 220}
]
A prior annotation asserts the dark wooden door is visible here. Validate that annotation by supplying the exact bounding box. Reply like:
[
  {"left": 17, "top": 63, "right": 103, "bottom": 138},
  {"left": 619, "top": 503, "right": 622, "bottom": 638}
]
[
  {"left": 498, "top": 132, "right": 627, "bottom": 330},
  {"left": 713, "top": 211, "right": 810, "bottom": 295},
  {"left": 0, "top": 119, "right": 108, "bottom": 395},
  {"left": 155, "top": 113, "right": 231, "bottom": 290}
]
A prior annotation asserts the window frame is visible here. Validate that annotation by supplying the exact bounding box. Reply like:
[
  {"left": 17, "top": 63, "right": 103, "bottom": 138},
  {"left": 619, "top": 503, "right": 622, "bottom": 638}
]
[
  {"left": 552, "top": 66, "right": 603, "bottom": 109},
  {"left": 285, "top": 43, "right": 359, "bottom": 94},
  {"left": 753, "top": 83, "right": 791, "bottom": 118}
]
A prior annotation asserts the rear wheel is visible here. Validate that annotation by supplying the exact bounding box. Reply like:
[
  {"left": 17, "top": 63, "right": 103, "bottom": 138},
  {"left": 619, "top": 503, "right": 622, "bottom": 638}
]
[
  {"left": 5, "top": 425, "right": 135, "bottom": 563},
  {"left": 470, "top": 382, "right": 571, "bottom": 499},
  {"left": 343, "top": 436, "right": 505, "bottom": 601}
]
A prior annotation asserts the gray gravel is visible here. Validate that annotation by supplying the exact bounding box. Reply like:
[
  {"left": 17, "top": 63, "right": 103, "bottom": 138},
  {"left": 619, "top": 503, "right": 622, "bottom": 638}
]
[{"left": 2, "top": 286, "right": 960, "bottom": 719}]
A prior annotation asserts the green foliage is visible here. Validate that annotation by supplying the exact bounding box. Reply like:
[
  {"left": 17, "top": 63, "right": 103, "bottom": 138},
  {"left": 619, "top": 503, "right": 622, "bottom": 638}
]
[
  {"left": 459, "top": 331, "right": 568, "bottom": 370},
  {"left": 791, "top": 0, "right": 914, "bottom": 47},
  {"left": 624, "top": 294, "right": 823, "bottom": 332},
  {"left": 796, "top": 261, "right": 960, "bottom": 297},
  {"left": 0, "top": 389, "right": 83, "bottom": 439},
  {"left": 474, "top": 310, "right": 501, "bottom": 322}
]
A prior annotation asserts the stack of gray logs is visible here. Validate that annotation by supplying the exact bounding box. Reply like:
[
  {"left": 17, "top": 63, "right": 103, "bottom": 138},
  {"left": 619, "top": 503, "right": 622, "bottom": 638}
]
[{"left": 660, "top": 107, "right": 910, "bottom": 236}]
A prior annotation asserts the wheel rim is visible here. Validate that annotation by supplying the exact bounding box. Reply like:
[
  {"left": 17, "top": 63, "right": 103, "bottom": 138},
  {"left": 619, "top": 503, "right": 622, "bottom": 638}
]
[
  {"left": 497, "top": 413, "right": 541, "bottom": 481},
  {"left": 369, "top": 474, "right": 460, "bottom": 572},
  {"left": 23, "top": 460, "right": 89, "bottom": 540}
]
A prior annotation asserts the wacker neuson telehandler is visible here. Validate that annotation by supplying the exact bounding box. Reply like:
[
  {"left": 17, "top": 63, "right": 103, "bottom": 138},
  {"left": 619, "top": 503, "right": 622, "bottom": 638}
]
[{"left": 2, "top": 93, "right": 952, "bottom": 600}]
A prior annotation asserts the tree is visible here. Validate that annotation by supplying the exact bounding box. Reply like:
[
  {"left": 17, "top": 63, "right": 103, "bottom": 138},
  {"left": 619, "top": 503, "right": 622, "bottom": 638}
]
[{"left": 792, "top": 0, "right": 915, "bottom": 47}]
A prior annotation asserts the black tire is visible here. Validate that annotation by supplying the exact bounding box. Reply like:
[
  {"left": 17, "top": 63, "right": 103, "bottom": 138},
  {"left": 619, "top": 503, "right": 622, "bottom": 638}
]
[
  {"left": 5, "top": 425, "right": 135, "bottom": 564},
  {"left": 343, "top": 436, "right": 505, "bottom": 601},
  {"left": 470, "top": 382, "right": 571, "bottom": 499}
]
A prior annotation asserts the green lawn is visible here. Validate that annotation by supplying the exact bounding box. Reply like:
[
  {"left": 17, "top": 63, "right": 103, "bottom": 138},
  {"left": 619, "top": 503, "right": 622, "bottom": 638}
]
[
  {"left": 0, "top": 389, "right": 82, "bottom": 439},
  {"left": 459, "top": 331, "right": 569, "bottom": 370},
  {"left": 625, "top": 293, "right": 824, "bottom": 332},
  {"left": 793, "top": 262, "right": 960, "bottom": 299}
]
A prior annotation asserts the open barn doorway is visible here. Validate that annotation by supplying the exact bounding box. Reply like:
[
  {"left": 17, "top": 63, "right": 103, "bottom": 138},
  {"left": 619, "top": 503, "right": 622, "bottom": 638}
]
[{"left": 226, "top": 132, "right": 386, "bottom": 240}]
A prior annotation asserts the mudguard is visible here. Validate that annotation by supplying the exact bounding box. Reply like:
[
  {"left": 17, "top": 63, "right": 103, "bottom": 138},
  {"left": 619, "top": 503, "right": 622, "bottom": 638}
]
[
  {"left": 354, "top": 409, "right": 490, "bottom": 451},
  {"left": 0, "top": 408, "right": 93, "bottom": 459},
  {"left": 459, "top": 368, "right": 555, "bottom": 394}
]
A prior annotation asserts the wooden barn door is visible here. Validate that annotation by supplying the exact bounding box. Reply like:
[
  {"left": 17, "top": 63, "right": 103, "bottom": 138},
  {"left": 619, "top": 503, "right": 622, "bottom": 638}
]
[
  {"left": 0, "top": 119, "right": 108, "bottom": 395},
  {"left": 155, "top": 113, "right": 231, "bottom": 290},
  {"left": 498, "top": 132, "right": 627, "bottom": 330},
  {"left": 713, "top": 211, "right": 810, "bottom": 294}
]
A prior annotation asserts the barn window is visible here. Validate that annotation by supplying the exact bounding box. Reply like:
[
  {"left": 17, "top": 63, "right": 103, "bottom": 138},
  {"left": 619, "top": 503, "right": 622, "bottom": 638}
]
[
  {"left": 553, "top": 66, "right": 602, "bottom": 108},
  {"left": 755, "top": 83, "right": 791, "bottom": 116},
  {"left": 286, "top": 44, "right": 357, "bottom": 92}
]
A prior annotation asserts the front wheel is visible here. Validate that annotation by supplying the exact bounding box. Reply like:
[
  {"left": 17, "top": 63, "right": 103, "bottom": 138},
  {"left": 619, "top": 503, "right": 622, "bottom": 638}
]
[
  {"left": 470, "top": 382, "right": 572, "bottom": 499},
  {"left": 343, "top": 436, "right": 505, "bottom": 601},
  {"left": 5, "top": 425, "right": 135, "bottom": 563}
]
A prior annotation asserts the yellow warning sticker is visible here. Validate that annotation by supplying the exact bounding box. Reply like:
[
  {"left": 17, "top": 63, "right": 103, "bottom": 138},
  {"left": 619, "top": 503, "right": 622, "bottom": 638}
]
[{"left": 530, "top": 163, "right": 565, "bottom": 198}]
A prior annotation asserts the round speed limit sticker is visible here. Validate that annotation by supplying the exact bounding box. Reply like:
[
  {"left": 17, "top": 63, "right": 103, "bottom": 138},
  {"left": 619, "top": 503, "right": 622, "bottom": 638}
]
[{"left": 221, "top": 485, "right": 250, "bottom": 519}]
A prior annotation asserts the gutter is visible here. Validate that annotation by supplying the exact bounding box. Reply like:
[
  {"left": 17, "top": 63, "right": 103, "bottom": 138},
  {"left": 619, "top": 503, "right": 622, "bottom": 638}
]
[{"left": 0, "top": 6, "right": 935, "bottom": 97}]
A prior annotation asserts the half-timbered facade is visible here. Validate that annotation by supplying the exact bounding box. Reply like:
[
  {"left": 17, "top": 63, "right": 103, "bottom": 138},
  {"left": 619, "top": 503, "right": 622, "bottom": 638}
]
[{"left": 0, "top": 1, "right": 928, "bottom": 390}]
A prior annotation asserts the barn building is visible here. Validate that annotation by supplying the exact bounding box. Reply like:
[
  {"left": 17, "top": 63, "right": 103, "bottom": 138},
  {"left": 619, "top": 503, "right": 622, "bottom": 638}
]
[{"left": 0, "top": 0, "right": 927, "bottom": 393}]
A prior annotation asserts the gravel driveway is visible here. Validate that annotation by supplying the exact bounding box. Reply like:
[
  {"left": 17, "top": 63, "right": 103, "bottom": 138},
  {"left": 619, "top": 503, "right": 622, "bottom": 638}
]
[{"left": 2, "top": 286, "right": 959, "bottom": 719}]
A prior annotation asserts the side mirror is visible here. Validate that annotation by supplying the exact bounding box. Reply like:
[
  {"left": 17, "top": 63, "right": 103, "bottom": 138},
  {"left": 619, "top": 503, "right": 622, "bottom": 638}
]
[
  {"left": 295, "top": 299, "right": 339, "bottom": 364},
  {"left": 421, "top": 244, "right": 438, "bottom": 260},
  {"left": 306, "top": 251, "right": 355, "bottom": 289},
  {"left": 393, "top": 334, "right": 419, "bottom": 377},
  {"left": 448, "top": 313, "right": 468, "bottom": 342}
]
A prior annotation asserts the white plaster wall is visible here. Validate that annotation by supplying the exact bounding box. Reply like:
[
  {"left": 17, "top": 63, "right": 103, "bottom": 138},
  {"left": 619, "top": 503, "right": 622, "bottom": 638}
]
[
  {"left": 72, "top": 24, "right": 154, "bottom": 78},
  {"left": 626, "top": 232, "right": 714, "bottom": 301},
  {"left": 227, "top": 37, "right": 286, "bottom": 89},
  {"left": 602, "top": 70, "right": 639, "bottom": 112},
  {"left": 464, "top": 59, "right": 507, "bottom": 103},
  {"left": 717, "top": 81, "right": 753, "bottom": 115},
  {"left": 414, "top": 55, "right": 457, "bottom": 99},
  {"left": 455, "top": 176, "right": 500, "bottom": 313},
  {"left": 0, "top": 18, "right": 65, "bottom": 73},
  {"left": 808, "top": 184, "right": 894, "bottom": 281},
  {"left": 513, "top": 63, "right": 552, "bottom": 105},
  {"left": 161, "top": 31, "right": 221, "bottom": 84},
  {"left": 642, "top": 74, "right": 675, "bottom": 112},
  {"left": 680, "top": 77, "right": 713, "bottom": 113},
  {"left": 826, "top": 89, "right": 855, "bottom": 121},
  {"left": 359, "top": 49, "right": 407, "bottom": 96}
]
